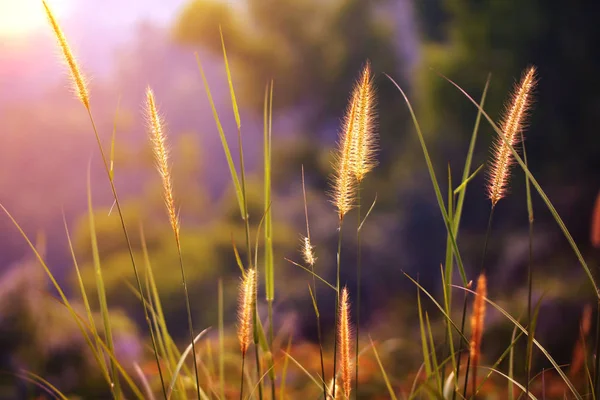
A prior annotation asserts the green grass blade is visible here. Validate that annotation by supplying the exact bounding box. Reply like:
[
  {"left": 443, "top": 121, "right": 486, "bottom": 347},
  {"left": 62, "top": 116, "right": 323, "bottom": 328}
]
[
  {"left": 453, "top": 75, "right": 491, "bottom": 233},
  {"left": 479, "top": 367, "right": 537, "bottom": 400},
  {"left": 20, "top": 370, "right": 69, "bottom": 400},
  {"left": 264, "top": 80, "right": 275, "bottom": 302},
  {"left": 284, "top": 258, "right": 337, "bottom": 291},
  {"left": 109, "top": 96, "right": 121, "bottom": 181},
  {"left": 508, "top": 325, "right": 518, "bottom": 400},
  {"left": 219, "top": 27, "right": 241, "bottom": 131},
  {"left": 0, "top": 204, "right": 113, "bottom": 388},
  {"left": 62, "top": 213, "right": 108, "bottom": 376},
  {"left": 386, "top": 74, "right": 467, "bottom": 285},
  {"left": 282, "top": 351, "right": 324, "bottom": 392},
  {"left": 87, "top": 168, "right": 121, "bottom": 397},
  {"left": 453, "top": 285, "right": 581, "bottom": 399},
  {"left": 453, "top": 164, "right": 484, "bottom": 196},
  {"left": 195, "top": 53, "right": 244, "bottom": 217},
  {"left": 280, "top": 337, "right": 293, "bottom": 399},
  {"left": 426, "top": 312, "right": 443, "bottom": 392},
  {"left": 357, "top": 193, "right": 378, "bottom": 232},
  {"left": 418, "top": 287, "right": 433, "bottom": 380},
  {"left": 404, "top": 273, "right": 469, "bottom": 345},
  {"left": 369, "top": 336, "right": 399, "bottom": 400},
  {"left": 166, "top": 328, "right": 212, "bottom": 400}
]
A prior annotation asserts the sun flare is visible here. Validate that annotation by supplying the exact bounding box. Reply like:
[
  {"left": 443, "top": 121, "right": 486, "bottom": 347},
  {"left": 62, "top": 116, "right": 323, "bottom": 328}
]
[{"left": 0, "top": 0, "right": 70, "bottom": 38}]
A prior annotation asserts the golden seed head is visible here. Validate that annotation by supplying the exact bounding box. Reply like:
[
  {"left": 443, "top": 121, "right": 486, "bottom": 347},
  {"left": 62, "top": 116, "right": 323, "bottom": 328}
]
[
  {"left": 469, "top": 273, "right": 487, "bottom": 392},
  {"left": 330, "top": 90, "right": 359, "bottom": 220},
  {"left": 42, "top": 0, "right": 90, "bottom": 109},
  {"left": 237, "top": 268, "right": 256, "bottom": 355},
  {"left": 488, "top": 66, "right": 537, "bottom": 206},
  {"left": 338, "top": 287, "right": 353, "bottom": 399},
  {"left": 146, "top": 88, "right": 179, "bottom": 239},
  {"left": 300, "top": 235, "right": 316, "bottom": 266},
  {"left": 350, "top": 61, "right": 378, "bottom": 182}
]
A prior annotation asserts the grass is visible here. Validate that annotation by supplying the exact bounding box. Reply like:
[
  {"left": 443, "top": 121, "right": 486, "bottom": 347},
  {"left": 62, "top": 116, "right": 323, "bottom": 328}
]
[{"left": 3, "top": 4, "right": 599, "bottom": 398}]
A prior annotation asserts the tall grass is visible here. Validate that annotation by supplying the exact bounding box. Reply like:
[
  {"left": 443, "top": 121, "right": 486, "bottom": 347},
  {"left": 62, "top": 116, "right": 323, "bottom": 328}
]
[{"left": 6, "top": 9, "right": 598, "bottom": 398}]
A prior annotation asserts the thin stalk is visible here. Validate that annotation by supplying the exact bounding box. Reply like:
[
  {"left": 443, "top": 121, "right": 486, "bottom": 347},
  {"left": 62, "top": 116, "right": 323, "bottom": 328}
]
[
  {"left": 268, "top": 300, "right": 275, "bottom": 400},
  {"left": 522, "top": 129, "right": 534, "bottom": 400},
  {"left": 332, "top": 219, "right": 344, "bottom": 397},
  {"left": 462, "top": 205, "right": 495, "bottom": 398},
  {"left": 237, "top": 114, "right": 261, "bottom": 399},
  {"left": 302, "top": 167, "right": 327, "bottom": 399},
  {"left": 254, "top": 307, "right": 264, "bottom": 400},
  {"left": 86, "top": 110, "right": 166, "bottom": 399},
  {"left": 219, "top": 280, "right": 225, "bottom": 400},
  {"left": 240, "top": 353, "right": 246, "bottom": 400},
  {"left": 452, "top": 286, "right": 470, "bottom": 400},
  {"left": 595, "top": 299, "right": 600, "bottom": 397},
  {"left": 355, "top": 184, "right": 362, "bottom": 397},
  {"left": 174, "top": 241, "right": 201, "bottom": 399}
]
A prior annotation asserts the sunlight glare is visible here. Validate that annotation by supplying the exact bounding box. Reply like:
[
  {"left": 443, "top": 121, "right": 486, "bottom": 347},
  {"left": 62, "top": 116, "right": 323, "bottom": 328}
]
[{"left": 0, "top": 0, "right": 71, "bottom": 38}]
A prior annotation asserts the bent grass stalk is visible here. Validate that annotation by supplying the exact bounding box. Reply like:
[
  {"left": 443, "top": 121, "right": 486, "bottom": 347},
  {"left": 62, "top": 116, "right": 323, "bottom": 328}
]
[
  {"left": 301, "top": 165, "right": 327, "bottom": 399},
  {"left": 43, "top": 2, "right": 166, "bottom": 397},
  {"left": 146, "top": 88, "right": 199, "bottom": 399}
]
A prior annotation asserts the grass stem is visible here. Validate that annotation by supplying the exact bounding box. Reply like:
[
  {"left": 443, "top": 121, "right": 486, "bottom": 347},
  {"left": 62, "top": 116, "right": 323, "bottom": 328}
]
[
  {"left": 86, "top": 109, "right": 166, "bottom": 399},
  {"left": 332, "top": 218, "right": 344, "bottom": 397}
]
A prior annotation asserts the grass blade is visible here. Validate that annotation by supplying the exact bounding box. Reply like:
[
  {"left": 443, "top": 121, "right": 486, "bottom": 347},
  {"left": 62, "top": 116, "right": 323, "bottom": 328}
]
[
  {"left": 86, "top": 166, "right": 121, "bottom": 397},
  {"left": 369, "top": 336, "right": 399, "bottom": 400},
  {"left": 195, "top": 53, "right": 244, "bottom": 217},
  {"left": 166, "top": 328, "right": 212, "bottom": 400}
]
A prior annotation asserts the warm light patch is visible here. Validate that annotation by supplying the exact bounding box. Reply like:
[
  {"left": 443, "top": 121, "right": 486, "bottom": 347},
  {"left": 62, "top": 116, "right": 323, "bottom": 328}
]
[{"left": 0, "top": 0, "right": 70, "bottom": 38}]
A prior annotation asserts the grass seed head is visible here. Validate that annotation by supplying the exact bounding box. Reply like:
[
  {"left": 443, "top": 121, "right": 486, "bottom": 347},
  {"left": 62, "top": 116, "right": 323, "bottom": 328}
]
[
  {"left": 469, "top": 273, "right": 487, "bottom": 393},
  {"left": 146, "top": 88, "right": 179, "bottom": 241},
  {"left": 237, "top": 268, "right": 256, "bottom": 356},
  {"left": 350, "top": 61, "right": 378, "bottom": 182},
  {"left": 338, "top": 287, "right": 353, "bottom": 399},
  {"left": 301, "top": 235, "right": 316, "bottom": 266},
  {"left": 42, "top": 0, "right": 90, "bottom": 109},
  {"left": 487, "top": 66, "right": 537, "bottom": 206}
]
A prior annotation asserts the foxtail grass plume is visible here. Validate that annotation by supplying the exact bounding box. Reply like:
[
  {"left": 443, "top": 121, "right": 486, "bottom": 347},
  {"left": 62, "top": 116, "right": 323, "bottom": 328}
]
[
  {"left": 301, "top": 235, "right": 316, "bottom": 266},
  {"left": 338, "top": 287, "right": 353, "bottom": 398},
  {"left": 146, "top": 88, "right": 179, "bottom": 240},
  {"left": 469, "top": 273, "right": 487, "bottom": 395},
  {"left": 331, "top": 89, "right": 359, "bottom": 220},
  {"left": 487, "top": 66, "right": 537, "bottom": 206},
  {"left": 591, "top": 190, "right": 600, "bottom": 248},
  {"left": 350, "top": 62, "right": 378, "bottom": 182},
  {"left": 237, "top": 268, "right": 256, "bottom": 356},
  {"left": 42, "top": 0, "right": 89, "bottom": 109}
]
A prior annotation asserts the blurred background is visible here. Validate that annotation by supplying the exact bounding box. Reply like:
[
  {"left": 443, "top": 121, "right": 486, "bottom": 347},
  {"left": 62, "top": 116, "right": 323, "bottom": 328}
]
[{"left": 1, "top": 0, "right": 600, "bottom": 397}]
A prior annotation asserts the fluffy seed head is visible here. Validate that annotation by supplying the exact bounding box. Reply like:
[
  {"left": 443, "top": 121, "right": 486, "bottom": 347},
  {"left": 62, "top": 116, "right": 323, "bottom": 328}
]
[
  {"left": 42, "top": 0, "right": 90, "bottom": 109},
  {"left": 350, "top": 62, "right": 378, "bottom": 182},
  {"left": 237, "top": 268, "right": 256, "bottom": 355},
  {"left": 330, "top": 89, "right": 359, "bottom": 220},
  {"left": 338, "top": 287, "right": 353, "bottom": 399},
  {"left": 487, "top": 66, "right": 537, "bottom": 206},
  {"left": 146, "top": 88, "right": 179, "bottom": 240},
  {"left": 469, "top": 273, "right": 487, "bottom": 394},
  {"left": 300, "top": 235, "right": 316, "bottom": 266}
]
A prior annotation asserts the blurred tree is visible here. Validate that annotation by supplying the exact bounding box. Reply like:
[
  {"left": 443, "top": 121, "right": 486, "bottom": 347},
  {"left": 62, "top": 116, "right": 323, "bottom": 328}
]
[{"left": 173, "top": 0, "right": 415, "bottom": 190}]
